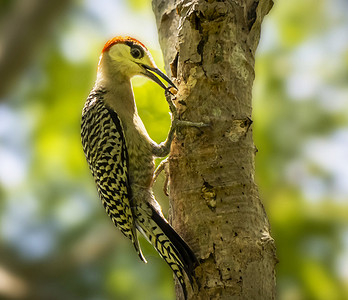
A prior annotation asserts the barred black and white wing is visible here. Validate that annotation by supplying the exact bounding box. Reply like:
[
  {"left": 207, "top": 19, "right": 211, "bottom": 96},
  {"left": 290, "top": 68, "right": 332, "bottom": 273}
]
[{"left": 81, "top": 89, "right": 145, "bottom": 262}]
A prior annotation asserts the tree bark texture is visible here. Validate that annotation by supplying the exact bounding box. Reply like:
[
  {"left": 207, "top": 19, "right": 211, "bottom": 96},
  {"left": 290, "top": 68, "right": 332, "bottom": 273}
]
[{"left": 152, "top": 0, "right": 276, "bottom": 299}]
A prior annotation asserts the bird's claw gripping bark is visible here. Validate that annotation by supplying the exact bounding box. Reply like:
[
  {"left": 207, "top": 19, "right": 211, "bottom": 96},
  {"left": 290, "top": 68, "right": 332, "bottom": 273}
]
[
  {"left": 165, "top": 88, "right": 178, "bottom": 118},
  {"left": 165, "top": 88, "right": 209, "bottom": 129},
  {"left": 152, "top": 88, "right": 209, "bottom": 158}
]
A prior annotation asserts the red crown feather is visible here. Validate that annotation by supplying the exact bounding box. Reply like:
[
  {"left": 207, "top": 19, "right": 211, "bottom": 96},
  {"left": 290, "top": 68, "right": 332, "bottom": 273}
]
[{"left": 102, "top": 36, "right": 147, "bottom": 53}]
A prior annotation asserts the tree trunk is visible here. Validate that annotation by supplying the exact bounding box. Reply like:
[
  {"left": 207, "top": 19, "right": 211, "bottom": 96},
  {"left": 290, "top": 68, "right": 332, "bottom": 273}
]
[{"left": 152, "top": 0, "right": 276, "bottom": 299}]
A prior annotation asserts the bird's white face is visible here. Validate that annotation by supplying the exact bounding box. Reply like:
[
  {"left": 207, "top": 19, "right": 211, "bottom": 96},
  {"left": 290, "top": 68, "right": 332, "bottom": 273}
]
[{"left": 99, "top": 37, "right": 176, "bottom": 91}]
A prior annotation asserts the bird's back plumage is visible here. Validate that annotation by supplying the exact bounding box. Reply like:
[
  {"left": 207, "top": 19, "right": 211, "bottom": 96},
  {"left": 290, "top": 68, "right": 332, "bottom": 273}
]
[{"left": 81, "top": 88, "right": 145, "bottom": 261}]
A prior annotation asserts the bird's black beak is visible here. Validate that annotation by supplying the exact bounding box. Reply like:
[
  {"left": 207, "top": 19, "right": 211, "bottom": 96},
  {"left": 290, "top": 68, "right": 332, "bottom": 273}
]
[{"left": 141, "top": 64, "right": 177, "bottom": 92}]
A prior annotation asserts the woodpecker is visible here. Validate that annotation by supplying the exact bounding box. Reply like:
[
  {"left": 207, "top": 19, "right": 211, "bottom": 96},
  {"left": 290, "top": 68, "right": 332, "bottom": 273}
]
[{"left": 81, "top": 36, "right": 198, "bottom": 296}]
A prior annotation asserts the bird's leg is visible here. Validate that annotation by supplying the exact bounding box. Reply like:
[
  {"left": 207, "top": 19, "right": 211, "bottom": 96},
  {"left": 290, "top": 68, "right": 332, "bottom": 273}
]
[
  {"left": 152, "top": 157, "right": 170, "bottom": 196},
  {"left": 152, "top": 89, "right": 208, "bottom": 158},
  {"left": 153, "top": 157, "right": 168, "bottom": 182}
]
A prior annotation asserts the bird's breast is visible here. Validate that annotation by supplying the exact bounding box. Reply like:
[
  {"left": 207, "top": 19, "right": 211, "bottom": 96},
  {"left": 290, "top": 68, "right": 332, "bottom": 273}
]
[{"left": 123, "top": 114, "right": 155, "bottom": 188}]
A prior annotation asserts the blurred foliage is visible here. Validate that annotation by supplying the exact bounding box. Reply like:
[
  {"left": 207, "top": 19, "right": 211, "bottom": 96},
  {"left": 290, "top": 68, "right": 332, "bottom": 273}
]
[
  {"left": 127, "top": 0, "right": 151, "bottom": 11},
  {"left": 253, "top": 0, "right": 348, "bottom": 299},
  {"left": 0, "top": 0, "right": 347, "bottom": 299}
]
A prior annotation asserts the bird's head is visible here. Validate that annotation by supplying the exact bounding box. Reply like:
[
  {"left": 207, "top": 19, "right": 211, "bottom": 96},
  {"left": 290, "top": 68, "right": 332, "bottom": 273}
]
[{"left": 98, "top": 36, "right": 176, "bottom": 91}]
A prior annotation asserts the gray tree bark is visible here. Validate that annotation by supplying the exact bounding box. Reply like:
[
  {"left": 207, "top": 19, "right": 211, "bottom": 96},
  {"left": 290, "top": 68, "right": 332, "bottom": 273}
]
[{"left": 152, "top": 0, "right": 276, "bottom": 299}]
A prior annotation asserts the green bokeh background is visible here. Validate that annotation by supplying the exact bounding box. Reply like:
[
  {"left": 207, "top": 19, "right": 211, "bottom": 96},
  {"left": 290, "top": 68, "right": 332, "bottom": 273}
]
[{"left": 0, "top": 0, "right": 347, "bottom": 299}]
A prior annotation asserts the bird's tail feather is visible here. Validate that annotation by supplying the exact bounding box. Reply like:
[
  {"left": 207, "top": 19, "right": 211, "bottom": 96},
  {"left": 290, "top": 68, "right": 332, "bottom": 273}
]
[
  {"left": 131, "top": 226, "right": 147, "bottom": 263},
  {"left": 135, "top": 203, "right": 198, "bottom": 297}
]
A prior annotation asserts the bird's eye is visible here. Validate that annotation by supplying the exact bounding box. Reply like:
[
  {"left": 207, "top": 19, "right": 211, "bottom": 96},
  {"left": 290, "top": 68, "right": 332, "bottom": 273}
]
[{"left": 130, "top": 47, "right": 143, "bottom": 59}]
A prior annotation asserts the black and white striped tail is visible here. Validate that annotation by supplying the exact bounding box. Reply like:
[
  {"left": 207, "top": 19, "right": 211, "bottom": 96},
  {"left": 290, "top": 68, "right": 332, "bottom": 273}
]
[{"left": 135, "top": 203, "right": 198, "bottom": 298}]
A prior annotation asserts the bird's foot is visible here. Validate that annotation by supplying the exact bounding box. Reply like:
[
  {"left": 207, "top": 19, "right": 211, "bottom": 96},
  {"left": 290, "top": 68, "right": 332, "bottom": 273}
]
[
  {"left": 153, "top": 157, "right": 170, "bottom": 196},
  {"left": 165, "top": 89, "right": 210, "bottom": 129}
]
